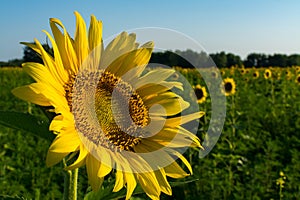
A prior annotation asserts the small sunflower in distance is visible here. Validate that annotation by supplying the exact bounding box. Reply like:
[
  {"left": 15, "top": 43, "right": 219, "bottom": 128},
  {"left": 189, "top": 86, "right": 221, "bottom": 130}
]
[
  {"left": 193, "top": 84, "right": 207, "bottom": 104},
  {"left": 253, "top": 70, "right": 259, "bottom": 79},
  {"left": 12, "top": 12, "right": 204, "bottom": 199},
  {"left": 264, "top": 69, "right": 272, "bottom": 79},
  {"left": 296, "top": 74, "right": 300, "bottom": 84},
  {"left": 222, "top": 78, "right": 236, "bottom": 96}
]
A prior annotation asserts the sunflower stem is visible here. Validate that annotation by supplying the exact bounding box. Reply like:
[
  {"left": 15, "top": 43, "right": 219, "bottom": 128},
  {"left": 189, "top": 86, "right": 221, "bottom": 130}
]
[{"left": 63, "top": 159, "right": 78, "bottom": 200}]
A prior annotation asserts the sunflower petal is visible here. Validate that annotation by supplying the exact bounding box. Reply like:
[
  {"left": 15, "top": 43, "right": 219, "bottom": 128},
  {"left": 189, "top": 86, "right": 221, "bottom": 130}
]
[
  {"left": 113, "top": 170, "right": 124, "bottom": 192},
  {"left": 65, "top": 145, "right": 88, "bottom": 170},
  {"left": 22, "top": 62, "right": 65, "bottom": 96},
  {"left": 134, "top": 68, "right": 175, "bottom": 89},
  {"left": 50, "top": 17, "right": 78, "bottom": 74},
  {"left": 136, "top": 172, "right": 160, "bottom": 200},
  {"left": 12, "top": 83, "right": 51, "bottom": 106},
  {"left": 48, "top": 129, "right": 80, "bottom": 153},
  {"left": 46, "top": 151, "right": 69, "bottom": 167},
  {"left": 42, "top": 31, "right": 68, "bottom": 83},
  {"left": 97, "top": 162, "right": 112, "bottom": 178},
  {"left": 106, "top": 42, "right": 153, "bottom": 77},
  {"left": 148, "top": 96, "right": 190, "bottom": 116},
  {"left": 166, "top": 111, "right": 205, "bottom": 127},
  {"left": 74, "top": 11, "right": 88, "bottom": 65},
  {"left": 165, "top": 161, "right": 189, "bottom": 178},
  {"left": 86, "top": 155, "right": 103, "bottom": 191},
  {"left": 154, "top": 169, "right": 172, "bottom": 195},
  {"left": 124, "top": 172, "right": 137, "bottom": 200}
]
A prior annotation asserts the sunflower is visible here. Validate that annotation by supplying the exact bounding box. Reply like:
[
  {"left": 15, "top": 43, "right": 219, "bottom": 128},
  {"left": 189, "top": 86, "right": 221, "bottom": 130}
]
[
  {"left": 240, "top": 68, "right": 246, "bottom": 75},
  {"left": 264, "top": 69, "right": 272, "bottom": 79},
  {"left": 211, "top": 70, "right": 218, "bottom": 79},
  {"left": 221, "top": 78, "right": 236, "bottom": 96},
  {"left": 296, "top": 74, "right": 300, "bottom": 84},
  {"left": 193, "top": 84, "right": 207, "bottom": 104},
  {"left": 12, "top": 12, "right": 203, "bottom": 199},
  {"left": 253, "top": 70, "right": 259, "bottom": 79}
]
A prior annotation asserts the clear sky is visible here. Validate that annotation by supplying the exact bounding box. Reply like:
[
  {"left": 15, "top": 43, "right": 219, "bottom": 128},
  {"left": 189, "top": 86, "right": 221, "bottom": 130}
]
[{"left": 1, "top": 0, "right": 300, "bottom": 61}]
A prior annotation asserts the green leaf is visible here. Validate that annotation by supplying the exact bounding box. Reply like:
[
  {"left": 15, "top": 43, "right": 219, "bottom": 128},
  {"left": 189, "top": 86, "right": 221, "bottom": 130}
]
[
  {"left": 84, "top": 178, "right": 199, "bottom": 200},
  {"left": 0, "top": 111, "right": 54, "bottom": 141}
]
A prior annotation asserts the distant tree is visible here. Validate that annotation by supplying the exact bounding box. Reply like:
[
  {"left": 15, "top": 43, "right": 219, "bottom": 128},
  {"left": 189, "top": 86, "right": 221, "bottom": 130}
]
[
  {"left": 244, "top": 53, "right": 268, "bottom": 68},
  {"left": 0, "top": 59, "right": 23, "bottom": 67},
  {"left": 226, "top": 53, "right": 243, "bottom": 67},
  {"left": 23, "top": 43, "right": 53, "bottom": 64},
  {"left": 287, "top": 54, "right": 300, "bottom": 66},
  {"left": 268, "top": 54, "right": 287, "bottom": 67},
  {"left": 209, "top": 52, "right": 227, "bottom": 68}
]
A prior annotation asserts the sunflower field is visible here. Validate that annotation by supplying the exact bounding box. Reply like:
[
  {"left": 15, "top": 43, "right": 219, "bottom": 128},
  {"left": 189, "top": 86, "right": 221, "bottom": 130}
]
[{"left": 0, "top": 66, "right": 300, "bottom": 199}]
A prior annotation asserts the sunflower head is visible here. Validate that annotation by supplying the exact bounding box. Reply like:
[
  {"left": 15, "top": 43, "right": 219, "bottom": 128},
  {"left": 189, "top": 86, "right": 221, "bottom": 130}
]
[
  {"left": 240, "top": 68, "right": 246, "bottom": 75},
  {"left": 193, "top": 84, "right": 208, "bottom": 104},
  {"left": 264, "top": 69, "right": 272, "bottom": 79},
  {"left": 12, "top": 11, "right": 203, "bottom": 200},
  {"left": 211, "top": 70, "right": 218, "bottom": 78},
  {"left": 222, "top": 78, "right": 236, "bottom": 96},
  {"left": 253, "top": 70, "right": 259, "bottom": 79},
  {"left": 296, "top": 74, "right": 300, "bottom": 84}
]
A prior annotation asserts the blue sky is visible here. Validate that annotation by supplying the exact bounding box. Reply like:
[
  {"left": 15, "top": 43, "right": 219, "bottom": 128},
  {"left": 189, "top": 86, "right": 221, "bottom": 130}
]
[{"left": 1, "top": 0, "right": 300, "bottom": 61}]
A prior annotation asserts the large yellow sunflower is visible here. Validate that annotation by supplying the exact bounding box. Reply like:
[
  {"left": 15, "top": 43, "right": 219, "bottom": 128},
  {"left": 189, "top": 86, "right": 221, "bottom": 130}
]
[
  {"left": 12, "top": 12, "right": 203, "bottom": 199},
  {"left": 221, "top": 78, "right": 236, "bottom": 96}
]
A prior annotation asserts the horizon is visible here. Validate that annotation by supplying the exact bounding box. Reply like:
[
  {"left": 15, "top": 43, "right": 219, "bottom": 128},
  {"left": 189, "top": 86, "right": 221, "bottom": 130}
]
[{"left": 1, "top": 0, "right": 300, "bottom": 61}]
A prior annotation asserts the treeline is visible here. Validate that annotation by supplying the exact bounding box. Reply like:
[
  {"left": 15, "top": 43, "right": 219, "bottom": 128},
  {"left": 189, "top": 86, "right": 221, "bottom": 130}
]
[
  {"left": 1, "top": 45, "right": 300, "bottom": 68},
  {"left": 150, "top": 49, "right": 300, "bottom": 68}
]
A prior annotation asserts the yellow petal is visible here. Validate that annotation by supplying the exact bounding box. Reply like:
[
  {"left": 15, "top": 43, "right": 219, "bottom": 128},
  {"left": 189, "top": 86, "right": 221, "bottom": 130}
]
[
  {"left": 74, "top": 11, "right": 88, "bottom": 65},
  {"left": 22, "top": 62, "right": 65, "bottom": 96},
  {"left": 12, "top": 83, "right": 51, "bottom": 106},
  {"left": 20, "top": 42, "right": 41, "bottom": 55},
  {"left": 136, "top": 172, "right": 160, "bottom": 200},
  {"left": 113, "top": 170, "right": 124, "bottom": 192},
  {"left": 34, "top": 38, "right": 67, "bottom": 85},
  {"left": 164, "top": 161, "right": 189, "bottom": 178},
  {"left": 50, "top": 18, "right": 72, "bottom": 72},
  {"left": 173, "top": 151, "right": 193, "bottom": 175},
  {"left": 42, "top": 30, "right": 68, "bottom": 83},
  {"left": 144, "top": 91, "right": 178, "bottom": 107},
  {"left": 49, "top": 115, "right": 66, "bottom": 132},
  {"left": 124, "top": 172, "right": 137, "bottom": 200},
  {"left": 97, "top": 161, "right": 112, "bottom": 178},
  {"left": 106, "top": 42, "right": 153, "bottom": 77},
  {"left": 154, "top": 169, "right": 172, "bottom": 195},
  {"left": 137, "top": 82, "right": 183, "bottom": 100},
  {"left": 88, "top": 15, "right": 103, "bottom": 51},
  {"left": 165, "top": 111, "right": 205, "bottom": 127},
  {"left": 101, "top": 32, "right": 137, "bottom": 70},
  {"left": 148, "top": 95, "right": 190, "bottom": 116},
  {"left": 46, "top": 151, "right": 69, "bottom": 167},
  {"left": 48, "top": 129, "right": 80, "bottom": 153},
  {"left": 50, "top": 18, "right": 78, "bottom": 74},
  {"left": 134, "top": 68, "right": 175, "bottom": 89},
  {"left": 86, "top": 154, "right": 103, "bottom": 191},
  {"left": 65, "top": 144, "right": 88, "bottom": 170}
]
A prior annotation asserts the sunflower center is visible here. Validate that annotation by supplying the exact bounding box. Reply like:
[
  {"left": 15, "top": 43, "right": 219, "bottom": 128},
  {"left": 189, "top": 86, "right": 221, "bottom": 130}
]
[
  {"left": 64, "top": 70, "right": 150, "bottom": 152},
  {"left": 195, "top": 87, "right": 204, "bottom": 99},
  {"left": 224, "top": 82, "right": 233, "bottom": 92}
]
